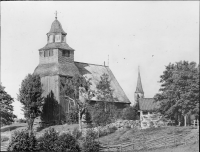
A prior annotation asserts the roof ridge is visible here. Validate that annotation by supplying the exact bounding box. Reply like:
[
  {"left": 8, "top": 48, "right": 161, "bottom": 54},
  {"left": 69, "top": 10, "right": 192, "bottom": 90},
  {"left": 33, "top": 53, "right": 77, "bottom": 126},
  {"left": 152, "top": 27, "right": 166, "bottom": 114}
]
[{"left": 74, "top": 61, "right": 109, "bottom": 67}]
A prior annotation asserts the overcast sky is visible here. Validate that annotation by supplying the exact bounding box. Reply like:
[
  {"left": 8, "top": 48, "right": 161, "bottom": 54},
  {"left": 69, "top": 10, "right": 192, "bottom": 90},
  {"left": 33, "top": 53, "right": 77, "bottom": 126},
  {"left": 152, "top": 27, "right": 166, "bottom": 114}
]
[{"left": 1, "top": 2, "right": 199, "bottom": 118}]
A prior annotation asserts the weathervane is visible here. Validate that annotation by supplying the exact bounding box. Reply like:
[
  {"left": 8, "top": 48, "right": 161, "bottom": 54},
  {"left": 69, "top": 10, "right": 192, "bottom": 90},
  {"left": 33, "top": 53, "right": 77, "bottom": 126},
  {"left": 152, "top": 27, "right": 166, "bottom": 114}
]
[{"left": 55, "top": 11, "right": 57, "bottom": 19}]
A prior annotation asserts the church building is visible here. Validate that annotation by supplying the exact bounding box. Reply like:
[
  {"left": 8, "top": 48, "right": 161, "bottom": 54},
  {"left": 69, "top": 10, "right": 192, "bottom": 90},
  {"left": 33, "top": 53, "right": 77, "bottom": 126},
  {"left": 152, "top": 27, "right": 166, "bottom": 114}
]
[
  {"left": 34, "top": 15, "right": 130, "bottom": 122},
  {"left": 134, "top": 68, "right": 159, "bottom": 119}
]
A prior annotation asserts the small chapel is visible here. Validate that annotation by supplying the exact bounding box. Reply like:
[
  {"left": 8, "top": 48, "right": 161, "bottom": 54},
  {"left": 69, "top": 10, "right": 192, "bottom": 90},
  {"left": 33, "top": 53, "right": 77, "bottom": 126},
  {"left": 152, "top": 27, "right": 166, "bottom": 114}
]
[
  {"left": 34, "top": 15, "right": 130, "bottom": 122},
  {"left": 134, "top": 68, "right": 159, "bottom": 119}
]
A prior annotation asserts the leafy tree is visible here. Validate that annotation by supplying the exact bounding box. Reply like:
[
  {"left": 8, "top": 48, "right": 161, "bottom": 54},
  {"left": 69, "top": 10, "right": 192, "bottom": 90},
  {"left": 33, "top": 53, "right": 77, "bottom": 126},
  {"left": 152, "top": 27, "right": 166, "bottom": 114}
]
[
  {"left": 18, "top": 74, "right": 43, "bottom": 132},
  {"left": 96, "top": 73, "right": 114, "bottom": 105},
  {"left": 0, "top": 84, "right": 16, "bottom": 126},
  {"left": 154, "top": 61, "right": 199, "bottom": 123},
  {"left": 88, "top": 102, "right": 111, "bottom": 126},
  {"left": 60, "top": 74, "right": 93, "bottom": 129},
  {"left": 89, "top": 73, "right": 118, "bottom": 126}
]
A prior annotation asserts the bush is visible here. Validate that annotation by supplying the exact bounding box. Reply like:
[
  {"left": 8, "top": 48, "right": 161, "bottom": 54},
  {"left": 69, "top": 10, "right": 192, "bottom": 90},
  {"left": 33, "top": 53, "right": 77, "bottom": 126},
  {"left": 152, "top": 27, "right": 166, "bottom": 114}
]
[
  {"left": 108, "top": 126, "right": 117, "bottom": 134},
  {"left": 89, "top": 102, "right": 113, "bottom": 126},
  {"left": 54, "top": 133, "right": 81, "bottom": 152},
  {"left": 72, "top": 127, "right": 82, "bottom": 140},
  {"left": 37, "top": 128, "right": 59, "bottom": 151},
  {"left": 18, "top": 118, "right": 26, "bottom": 123},
  {"left": 82, "top": 129, "right": 100, "bottom": 152},
  {"left": 7, "top": 130, "right": 38, "bottom": 152},
  {"left": 122, "top": 106, "right": 137, "bottom": 120},
  {"left": 37, "top": 127, "right": 81, "bottom": 152}
]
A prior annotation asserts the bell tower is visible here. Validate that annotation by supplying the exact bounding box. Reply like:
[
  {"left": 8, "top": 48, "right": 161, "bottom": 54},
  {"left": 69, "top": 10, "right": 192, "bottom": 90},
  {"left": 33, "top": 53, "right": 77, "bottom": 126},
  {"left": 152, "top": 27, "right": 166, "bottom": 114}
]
[
  {"left": 134, "top": 67, "right": 144, "bottom": 103},
  {"left": 38, "top": 12, "right": 75, "bottom": 65}
]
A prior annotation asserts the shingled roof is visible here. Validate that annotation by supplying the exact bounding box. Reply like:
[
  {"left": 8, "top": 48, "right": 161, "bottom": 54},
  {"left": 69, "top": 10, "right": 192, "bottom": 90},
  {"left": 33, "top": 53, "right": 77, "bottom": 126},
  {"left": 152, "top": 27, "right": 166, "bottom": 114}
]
[
  {"left": 39, "top": 42, "right": 74, "bottom": 51},
  {"left": 48, "top": 19, "right": 67, "bottom": 35},
  {"left": 34, "top": 63, "right": 80, "bottom": 77},
  {"left": 138, "top": 98, "right": 159, "bottom": 111},
  {"left": 74, "top": 62, "right": 131, "bottom": 104}
]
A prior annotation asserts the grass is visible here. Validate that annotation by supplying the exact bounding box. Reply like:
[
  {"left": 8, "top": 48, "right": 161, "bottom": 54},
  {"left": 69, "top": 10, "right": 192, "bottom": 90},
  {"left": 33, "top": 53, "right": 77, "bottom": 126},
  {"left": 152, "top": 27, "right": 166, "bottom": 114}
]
[
  {"left": 98, "top": 126, "right": 195, "bottom": 146},
  {"left": 1, "top": 122, "right": 198, "bottom": 152}
]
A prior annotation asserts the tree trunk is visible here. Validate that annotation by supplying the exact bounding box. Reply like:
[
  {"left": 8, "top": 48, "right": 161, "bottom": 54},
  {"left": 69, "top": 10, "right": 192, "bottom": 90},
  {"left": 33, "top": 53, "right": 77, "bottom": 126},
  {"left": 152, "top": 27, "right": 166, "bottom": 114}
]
[
  {"left": 28, "top": 118, "right": 34, "bottom": 135},
  {"left": 79, "top": 110, "right": 82, "bottom": 131},
  {"left": 184, "top": 115, "right": 187, "bottom": 127}
]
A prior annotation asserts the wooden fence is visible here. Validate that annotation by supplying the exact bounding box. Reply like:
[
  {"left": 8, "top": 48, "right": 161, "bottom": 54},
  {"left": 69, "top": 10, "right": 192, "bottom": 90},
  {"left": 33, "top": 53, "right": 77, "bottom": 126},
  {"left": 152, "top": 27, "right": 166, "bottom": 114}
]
[{"left": 100, "top": 131, "right": 199, "bottom": 152}]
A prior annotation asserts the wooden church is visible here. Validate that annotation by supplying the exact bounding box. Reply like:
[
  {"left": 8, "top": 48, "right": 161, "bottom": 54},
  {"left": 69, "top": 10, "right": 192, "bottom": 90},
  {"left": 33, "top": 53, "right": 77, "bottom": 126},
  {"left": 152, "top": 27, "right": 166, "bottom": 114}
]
[{"left": 34, "top": 15, "right": 130, "bottom": 122}]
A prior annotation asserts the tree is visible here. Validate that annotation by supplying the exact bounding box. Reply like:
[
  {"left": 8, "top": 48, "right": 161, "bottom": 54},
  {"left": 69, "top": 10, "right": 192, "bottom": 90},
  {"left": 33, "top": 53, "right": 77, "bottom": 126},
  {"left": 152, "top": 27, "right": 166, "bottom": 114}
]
[
  {"left": 0, "top": 84, "right": 16, "bottom": 126},
  {"left": 18, "top": 74, "right": 43, "bottom": 132},
  {"left": 60, "top": 74, "right": 93, "bottom": 129},
  {"left": 154, "top": 61, "right": 199, "bottom": 125},
  {"left": 89, "top": 73, "right": 117, "bottom": 126},
  {"left": 96, "top": 73, "right": 114, "bottom": 105}
]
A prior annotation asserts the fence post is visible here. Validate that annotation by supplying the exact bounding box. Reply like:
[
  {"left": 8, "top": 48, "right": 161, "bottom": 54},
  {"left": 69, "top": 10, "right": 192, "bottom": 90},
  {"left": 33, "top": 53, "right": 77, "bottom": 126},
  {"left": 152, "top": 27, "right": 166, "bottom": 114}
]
[
  {"left": 120, "top": 144, "right": 122, "bottom": 152},
  {"left": 164, "top": 137, "right": 167, "bottom": 148}
]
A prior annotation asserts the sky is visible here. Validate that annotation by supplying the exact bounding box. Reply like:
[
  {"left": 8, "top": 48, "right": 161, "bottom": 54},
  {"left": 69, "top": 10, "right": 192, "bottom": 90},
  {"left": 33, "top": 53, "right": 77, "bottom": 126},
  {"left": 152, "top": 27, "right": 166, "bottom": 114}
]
[{"left": 1, "top": 2, "right": 199, "bottom": 119}]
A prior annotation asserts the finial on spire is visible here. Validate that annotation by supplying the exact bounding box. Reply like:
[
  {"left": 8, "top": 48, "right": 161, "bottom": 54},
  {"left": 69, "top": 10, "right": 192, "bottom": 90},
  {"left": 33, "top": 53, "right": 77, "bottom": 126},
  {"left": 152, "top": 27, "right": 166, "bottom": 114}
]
[{"left": 55, "top": 11, "right": 57, "bottom": 19}]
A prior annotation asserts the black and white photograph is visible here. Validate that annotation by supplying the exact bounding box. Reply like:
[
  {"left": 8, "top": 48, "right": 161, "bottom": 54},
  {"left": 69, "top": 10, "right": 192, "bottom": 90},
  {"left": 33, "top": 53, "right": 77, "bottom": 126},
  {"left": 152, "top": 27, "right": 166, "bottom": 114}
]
[{"left": 0, "top": 2, "right": 199, "bottom": 152}]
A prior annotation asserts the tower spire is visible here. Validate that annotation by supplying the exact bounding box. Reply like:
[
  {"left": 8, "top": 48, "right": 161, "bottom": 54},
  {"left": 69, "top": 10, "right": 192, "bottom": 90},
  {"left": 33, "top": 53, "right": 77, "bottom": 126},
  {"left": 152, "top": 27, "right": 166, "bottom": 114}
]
[
  {"left": 135, "top": 66, "right": 144, "bottom": 93},
  {"left": 55, "top": 11, "right": 57, "bottom": 20}
]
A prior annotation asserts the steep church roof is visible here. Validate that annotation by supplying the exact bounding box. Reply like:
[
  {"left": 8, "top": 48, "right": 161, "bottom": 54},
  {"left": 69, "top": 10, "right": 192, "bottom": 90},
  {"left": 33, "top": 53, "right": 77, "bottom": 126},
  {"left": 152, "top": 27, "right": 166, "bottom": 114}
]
[
  {"left": 135, "top": 68, "right": 144, "bottom": 93},
  {"left": 74, "top": 62, "right": 131, "bottom": 104},
  {"left": 34, "top": 63, "right": 80, "bottom": 77},
  {"left": 48, "top": 19, "right": 67, "bottom": 35}
]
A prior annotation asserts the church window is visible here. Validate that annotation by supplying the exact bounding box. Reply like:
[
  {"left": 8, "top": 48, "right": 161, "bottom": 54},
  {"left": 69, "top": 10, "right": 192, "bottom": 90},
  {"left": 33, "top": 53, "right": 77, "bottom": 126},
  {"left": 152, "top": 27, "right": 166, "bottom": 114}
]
[
  {"left": 62, "top": 35, "right": 65, "bottom": 42},
  {"left": 62, "top": 50, "right": 70, "bottom": 57},
  {"left": 49, "top": 49, "right": 53, "bottom": 56},
  {"left": 39, "top": 51, "right": 44, "bottom": 57},
  {"left": 49, "top": 35, "right": 54, "bottom": 43},
  {"left": 44, "top": 50, "right": 49, "bottom": 57},
  {"left": 55, "top": 35, "right": 60, "bottom": 42}
]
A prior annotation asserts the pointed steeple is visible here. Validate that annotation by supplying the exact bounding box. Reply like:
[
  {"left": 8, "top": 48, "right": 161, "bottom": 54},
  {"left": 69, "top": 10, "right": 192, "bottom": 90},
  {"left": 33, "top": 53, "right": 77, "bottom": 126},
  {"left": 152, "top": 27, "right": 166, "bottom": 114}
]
[{"left": 135, "top": 66, "right": 144, "bottom": 94}]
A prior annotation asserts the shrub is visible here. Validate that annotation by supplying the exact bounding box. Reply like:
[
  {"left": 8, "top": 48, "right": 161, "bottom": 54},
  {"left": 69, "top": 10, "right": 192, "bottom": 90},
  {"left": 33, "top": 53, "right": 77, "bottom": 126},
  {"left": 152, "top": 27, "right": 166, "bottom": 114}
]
[
  {"left": 37, "top": 128, "right": 59, "bottom": 151},
  {"left": 54, "top": 133, "right": 81, "bottom": 152},
  {"left": 89, "top": 102, "right": 113, "bottom": 126},
  {"left": 7, "top": 130, "right": 37, "bottom": 151},
  {"left": 18, "top": 118, "right": 26, "bottom": 123},
  {"left": 72, "top": 127, "right": 82, "bottom": 140},
  {"left": 82, "top": 129, "right": 100, "bottom": 152},
  {"left": 122, "top": 106, "right": 137, "bottom": 120},
  {"left": 108, "top": 126, "right": 117, "bottom": 134}
]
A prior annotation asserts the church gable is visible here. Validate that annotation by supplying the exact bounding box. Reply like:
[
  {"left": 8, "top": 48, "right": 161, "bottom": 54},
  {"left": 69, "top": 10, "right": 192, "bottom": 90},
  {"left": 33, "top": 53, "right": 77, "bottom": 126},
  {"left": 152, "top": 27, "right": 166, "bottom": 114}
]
[{"left": 74, "top": 62, "right": 131, "bottom": 104}]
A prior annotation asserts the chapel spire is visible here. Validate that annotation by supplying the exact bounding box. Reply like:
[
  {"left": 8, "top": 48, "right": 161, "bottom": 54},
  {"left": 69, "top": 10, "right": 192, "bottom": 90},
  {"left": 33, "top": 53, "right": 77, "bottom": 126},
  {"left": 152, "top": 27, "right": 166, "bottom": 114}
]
[{"left": 135, "top": 66, "right": 144, "bottom": 94}]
